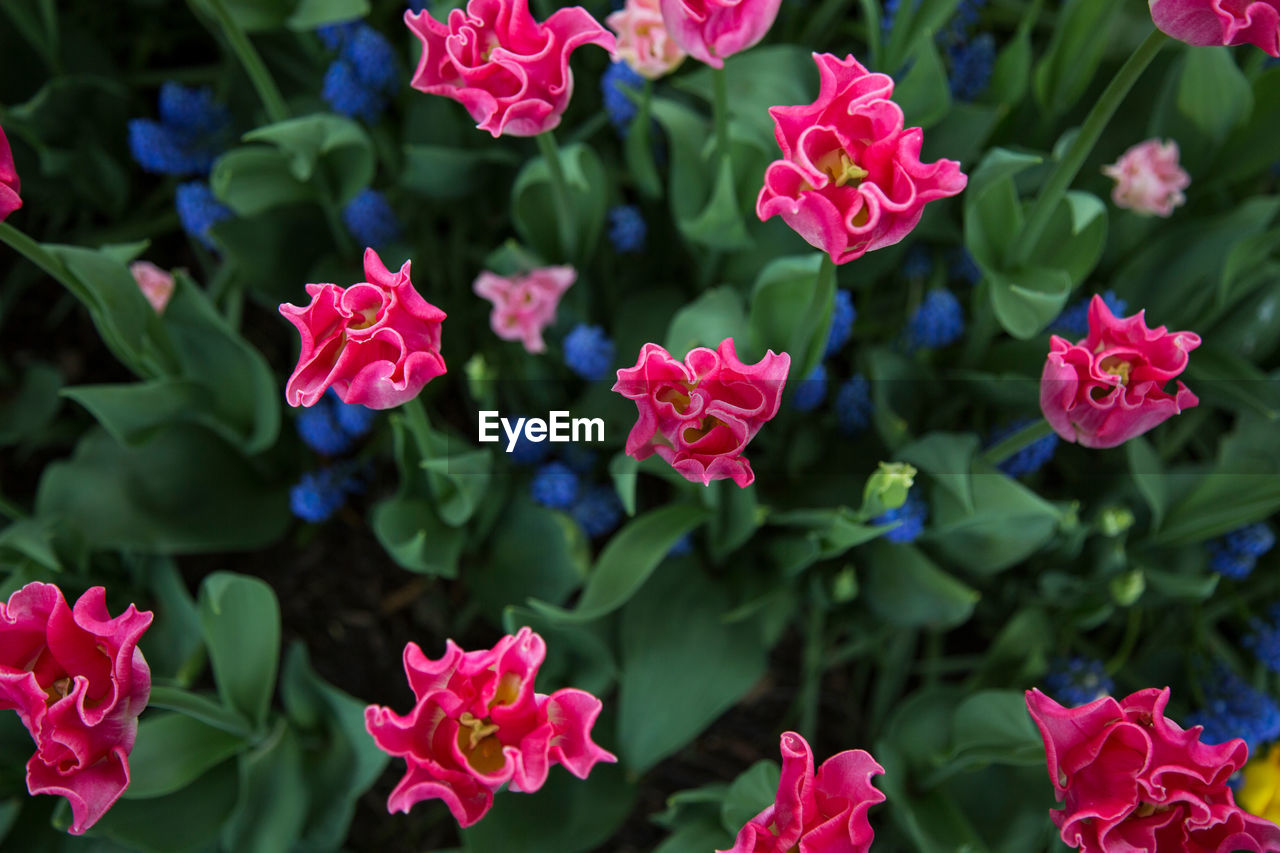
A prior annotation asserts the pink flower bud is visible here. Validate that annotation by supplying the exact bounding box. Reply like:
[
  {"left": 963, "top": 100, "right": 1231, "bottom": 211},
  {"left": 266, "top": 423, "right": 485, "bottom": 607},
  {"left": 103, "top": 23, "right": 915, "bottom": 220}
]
[
  {"left": 405, "top": 0, "right": 616, "bottom": 138},
  {"left": 613, "top": 338, "right": 789, "bottom": 488},
  {"left": 607, "top": 0, "right": 687, "bottom": 78},
  {"left": 279, "top": 248, "right": 447, "bottom": 410},
  {"left": 757, "top": 53, "right": 968, "bottom": 265},
  {"left": 659, "top": 0, "right": 781, "bottom": 68},
  {"left": 721, "top": 731, "right": 885, "bottom": 853},
  {"left": 1148, "top": 0, "right": 1279, "bottom": 56},
  {"left": 129, "top": 261, "right": 176, "bottom": 314},
  {"left": 0, "top": 583, "right": 152, "bottom": 835},
  {"left": 364, "top": 627, "right": 615, "bottom": 827},
  {"left": 1102, "top": 138, "right": 1191, "bottom": 218},
  {"left": 0, "top": 124, "right": 21, "bottom": 222},
  {"left": 1027, "top": 687, "right": 1280, "bottom": 852},
  {"left": 473, "top": 265, "right": 576, "bottom": 355}
]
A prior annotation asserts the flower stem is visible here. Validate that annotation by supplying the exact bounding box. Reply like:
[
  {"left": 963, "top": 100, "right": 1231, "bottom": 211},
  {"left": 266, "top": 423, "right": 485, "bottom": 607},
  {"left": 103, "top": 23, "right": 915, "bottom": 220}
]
[
  {"left": 1008, "top": 28, "right": 1166, "bottom": 269},
  {"left": 711, "top": 64, "right": 731, "bottom": 170},
  {"left": 535, "top": 130, "right": 578, "bottom": 261},
  {"left": 0, "top": 222, "right": 70, "bottom": 282},
  {"left": 981, "top": 418, "right": 1055, "bottom": 467},
  {"left": 204, "top": 0, "right": 289, "bottom": 124}
]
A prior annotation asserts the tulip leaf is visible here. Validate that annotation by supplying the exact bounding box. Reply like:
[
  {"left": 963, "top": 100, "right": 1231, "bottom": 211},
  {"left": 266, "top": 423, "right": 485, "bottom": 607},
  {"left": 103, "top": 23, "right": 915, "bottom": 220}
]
[
  {"left": 89, "top": 755, "right": 240, "bottom": 852},
  {"left": 223, "top": 721, "right": 308, "bottom": 853},
  {"left": 720, "top": 760, "right": 781, "bottom": 837},
  {"left": 124, "top": 713, "right": 247, "bottom": 799},
  {"left": 895, "top": 36, "right": 952, "bottom": 129},
  {"left": 403, "top": 143, "right": 520, "bottom": 200},
  {"left": 930, "top": 461, "right": 1062, "bottom": 574},
  {"left": 864, "top": 541, "right": 979, "bottom": 629},
  {"left": 241, "top": 113, "right": 375, "bottom": 203},
  {"left": 986, "top": 266, "right": 1073, "bottom": 340},
  {"left": 1032, "top": 0, "right": 1121, "bottom": 120},
  {"left": 511, "top": 141, "right": 607, "bottom": 264},
  {"left": 286, "top": 0, "right": 370, "bottom": 29},
  {"left": 212, "top": 147, "right": 315, "bottom": 216},
  {"left": 198, "top": 572, "right": 281, "bottom": 731},
  {"left": 665, "top": 286, "right": 748, "bottom": 357},
  {"left": 1126, "top": 436, "right": 1169, "bottom": 532},
  {"left": 747, "top": 253, "right": 835, "bottom": 382},
  {"left": 1177, "top": 47, "right": 1253, "bottom": 142}
]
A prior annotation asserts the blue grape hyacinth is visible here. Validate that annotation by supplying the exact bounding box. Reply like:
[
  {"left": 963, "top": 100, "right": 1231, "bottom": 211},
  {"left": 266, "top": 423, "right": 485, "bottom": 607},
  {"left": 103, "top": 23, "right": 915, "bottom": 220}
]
[
  {"left": 320, "top": 24, "right": 399, "bottom": 121},
  {"left": 531, "top": 462, "right": 580, "bottom": 510},
  {"left": 834, "top": 374, "right": 872, "bottom": 435},
  {"left": 1208, "top": 523, "right": 1275, "bottom": 580},
  {"left": 874, "top": 491, "right": 928, "bottom": 544},
  {"left": 824, "top": 289, "right": 856, "bottom": 357},
  {"left": 571, "top": 485, "right": 623, "bottom": 538},
  {"left": 290, "top": 465, "right": 365, "bottom": 523},
  {"left": 608, "top": 205, "right": 647, "bottom": 253},
  {"left": 791, "top": 364, "right": 828, "bottom": 413},
  {"left": 563, "top": 324, "right": 615, "bottom": 381},
  {"left": 947, "top": 33, "right": 995, "bottom": 101},
  {"left": 128, "top": 83, "right": 229, "bottom": 176},
  {"left": 296, "top": 390, "right": 377, "bottom": 455},
  {"left": 342, "top": 189, "right": 401, "bottom": 248},
  {"left": 1043, "top": 657, "right": 1114, "bottom": 706},
  {"left": 906, "top": 290, "right": 965, "bottom": 350},
  {"left": 602, "top": 61, "right": 645, "bottom": 134},
  {"left": 1244, "top": 603, "right": 1280, "bottom": 674},
  {"left": 175, "top": 181, "right": 232, "bottom": 250},
  {"left": 1187, "top": 663, "right": 1280, "bottom": 752},
  {"left": 1053, "top": 290, "right": 1128, "bottom": 339},
  {"left": 989, "top": 418, "right": 1059, "bottom": 477}
]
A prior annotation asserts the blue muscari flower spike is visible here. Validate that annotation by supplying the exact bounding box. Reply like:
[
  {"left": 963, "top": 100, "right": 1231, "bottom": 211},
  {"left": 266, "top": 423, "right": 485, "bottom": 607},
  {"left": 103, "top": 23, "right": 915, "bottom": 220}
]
[
  {"left": 906, "top": 289, "right": 965, "bottom": 350},
  {"left": 1186, "top": 663, "right": 1280, "bottom": 753},
  {"left": 1208, "top": 523, "right": 1274, "bottom": 580},
  {"left": 296, "top": 402, "right": 355, "bottom": 456},
  {"left": 608, "top": 205, "right": 647, "bottom": 253},
  {"left": 1042, "top": 657, "right": 1114, "bottom": 707},
  {"left": 947, "top": 32, "right": 995, "bottom": 101},
  {"left": 668, "top": 533, "right": 694, "bottom": 557},
  {"left": 509, "top": 421, "right": 553, "bottom": 465},
  {"left": 902, "top": 246, "right": 934, "bottom": 280},
  {"left": 175, "top": 181, "right": 232, "bottom": 251},
  {"left": 948, "top": 248, "right": 982, "bottom": 285},
  {"left": 602, "top": 61, "right": 645, "bottom": 134},
  {"left": 1227, "top": 523, "right": 1276, "bottom": 559},
  {"left": 342, "top": 189, "right": 401, "bottom": 248},
  {"left": 1053, "top": 290, "right": 1128, "bottom": 339},
  {"left": 563, "top": 324, "right": 616, "bottom": 381},
  {"left": 791, "top": 364, "right": 828, "bottom": 413},
  {"left": 824, "top": 289, "right": 856, "bottom": 357},
  {"left": 989, "top": 417, "right": 1059, "bottom": 477},
  {"left": 834, "top": 373, "right": 872, "bottom": 435},
  {"left": 342, "top": 26, "right": 400, "bottom": 93},
  {"left": 331, "top": 395, "right": 376, "bottom": 438},
  {"left": 1209, "top": 541, "right": 1257, "bottom": 580},
  {"left": 290, "top": 465, "right": 364, "bottom": 523},
  {"left": 1244, "top": 603, "right": 1280, "bottom": 674},
  {"left": 531, "top": 462, "right": 580, "bottom": 510},
  {"left": 572, "top": 485, "right": 623, "bottom": 538},
  {"left": 323, "top": 59, "right": 389, "bottom": 121},
  {"left": 129, "top": 84, "right": 230, "bottom": 176},
  {"left": 874, "top": 491, "right": 928, "bottom": 544},
  {"left": 317, "top": 21, "right": 360, "bottom": 51},
  {"left": 942, "top": 0, "right": 986, "bottom": 44}
]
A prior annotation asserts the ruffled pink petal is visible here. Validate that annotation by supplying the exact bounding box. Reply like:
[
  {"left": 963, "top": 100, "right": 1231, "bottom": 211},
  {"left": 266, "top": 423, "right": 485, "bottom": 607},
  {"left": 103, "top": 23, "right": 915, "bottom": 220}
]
[
  {"left": 0, "top": 124, "right": 21, "bottom": 222},
  {"left": 1149, "top": 0, "right": 1280, "bottom": 55},
  {"left": 27, "top": 744, "right": 130, "bottom": 835},
  {"left": 659, "top": 0, "right": 780, "bottom": 68},
  {"left": 542, "top": 688, "right": 617, "bottom": 779}
]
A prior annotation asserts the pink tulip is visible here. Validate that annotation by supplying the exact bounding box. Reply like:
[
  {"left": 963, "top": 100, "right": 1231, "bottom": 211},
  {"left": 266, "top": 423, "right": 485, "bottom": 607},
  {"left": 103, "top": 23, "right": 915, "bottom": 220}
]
[
  {"left": 1, "top": 124, "right": 21, "bottom": 222},
  {"left": 405, "top": 0, "right": 616, "bottom": 138},
  {"left": 1027, "top": 687, "right": 1280, "bottom": 852},
  {"left": 473, "top": 265, "right": 575, "bottom": 354},
  {"left": 721, "top": 731, "right": 885, "bottom": 853},
  {"left": 608, "top": 0, "right": 687, "bottom": 78},
  {"left": 613, "top": 338, "right": 789, "bottom": 488},
  {"left": 1149, "top": 0, "right": 1279, "bottom": 56},
  {"left": 129, "top": 261, "right": 176, "bottom": 314},
  {"left": 280, "top": 248, "right": 447, "bottom": 410},
  {"left": 1040, "top": 295, "right": 1200, "bottom": 449},
  {"left": 0, "top": 583, "right": 152, "bottom": 835},
  {"left": 1102, "top": 138, "right": 1191, "bottom": 217},
  {"left": 757, "top": 53, "right": 968, "bottom": 265},
  {"left": 659, "top": 0, "right": 781, "bottom": 68},
  {"left": 364, "top": 627, "right": 615, "bottom": 827}
]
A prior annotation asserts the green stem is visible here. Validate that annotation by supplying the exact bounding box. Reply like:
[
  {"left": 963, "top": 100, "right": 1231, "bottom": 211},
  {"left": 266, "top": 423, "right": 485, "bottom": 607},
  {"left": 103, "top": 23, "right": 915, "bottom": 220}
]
[
  {"left": 981, "top": 418, "right": 1055, "bottom": 467},
  {"left": 0, "top": 222, "right": 70, "bottom": 282},
  {"left": 798, "top": 579, "right": 826, "bottom": 742},
  {"left": 205, "top": 0, "right": 289, "bottom": 123},
  {"left": 1009, "top": 29, "right": 1166, "bottom": 268},
  {"left": 147, "top": 685, "right": 256, "bottom": 739},
  {"left": 712, "top": 65, "right": 731, "bottom": 170},
  {"left": 535, "top": 131, "right": 577, "bottom": 261},
  {"left": 1105, "top": 608, "right": 1142, "bottom": 674}
]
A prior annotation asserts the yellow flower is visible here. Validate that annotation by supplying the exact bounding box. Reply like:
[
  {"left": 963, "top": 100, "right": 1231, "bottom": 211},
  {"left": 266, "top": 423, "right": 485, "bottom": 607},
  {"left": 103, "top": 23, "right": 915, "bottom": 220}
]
[{"left": 1239, "top": 743, "right": 1280, "bottom": 824}]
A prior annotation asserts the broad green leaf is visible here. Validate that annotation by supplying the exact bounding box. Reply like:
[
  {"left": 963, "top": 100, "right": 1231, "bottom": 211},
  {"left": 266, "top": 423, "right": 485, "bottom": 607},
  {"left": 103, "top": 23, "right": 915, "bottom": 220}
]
[
  {"left": 706, "top": 480, "right": 761, "bottom": 563},
  {"left": 0, "top": 361, "right": 62, "bottom": 447},
  {"left": 1211, "top": 68, "right": 1280, "bottom": 186},
  {"left": 864, "top": 541, "right": 979, "bottom": 629},
  {"left": 962, "top": 148, "right": 1041, "bottom": 270},
  {"left": 511, "top": 141, "right": 608, "bottom": 263},
  {"left": 930, "top": 462, "right": 1062, "bottom": 574},
  {"left": 198, "top": 572, "right": 281, "bottom": 730},
  {"left": 211, "top": 147, "right": 314, "bottom": 216},
  {"left": 242, "top": 113, "right": 375, "bottom": 203},
  {"left": 223, "top": 722, "right": 308, "bottom": 853},
  {"left": 402, "top": 143, "right": 520, "bottom": 200},
  {"left": 469, "top": 499, "right": 584, "bottom": 621},
  {"left": 1177, "top": 46, "right": 1252, "bottom": 142},
  {"left": 1184, "top": 346, "right": 1280, "bottom": 421},
  {"left": 898, "top": 432, "right": 979, "bottom": 515},
  {"left": 720, "top": 760, "right": 780, "bottom": 837},
  {"left": 1032, "top": 0, "right": 1121, "bottom": 119},
  {"left": 984, "top": 23, "right": 1032, "bottom": 107},
  {"left": 747, "top": 253, "right": 835, "bottom": 381},
  {"left": 987, "top": 266, "right": 1073, "bottom": 340},
  {"left": 672, "top": 46, "right": 815, "bottom": 150},
  {"left": 940, "top": 690, "right": 1044, "bottom": 776},
  {"left": 665, "top": 287, "right": 748, "bottom": 357},
  {"left": 678, "top": 156, "right": 752, "bottom": 251},
  {"left": 895, "top": 37, "right": 952, "bottom": 129},
  {"left": 1126, "top": 436, "right": 1169, "bottom": 531},
  {"left": 124, "top": 713, "right": 246, "bottom": 799},
  {"left": 90, "top": 756, "right": 239, "bottom": 853},
  {"left": 286, "top": 0, "right": 369, "bottom": 29}
]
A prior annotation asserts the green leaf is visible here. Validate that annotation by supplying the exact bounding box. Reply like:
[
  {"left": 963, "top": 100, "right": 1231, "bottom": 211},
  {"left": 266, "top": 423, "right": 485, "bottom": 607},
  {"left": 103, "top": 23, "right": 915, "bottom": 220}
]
[
  {"left": 140, "top": 559, "right": 205, "bottom": 683},
  {"left": 62, "top": 379, "right": 201, "bottom": 446},
  {"left": 1184, "top": 345, "right": 1280, "bottom": 422},
  {"left": 610, "top": 452, "right": 641, "bottom": 517},
  {"left": 930, "top": 462, "right": 1062, "bottom": 574},
  {"left": 1032, "top": 0, "right": 1121, "bottom": 119},
  {"left": 286, "top": 0, "right": 369, "bottom": 29},
  {"left": 402, "top": 143, "right": 520, "bottom": 200},
  {"left": 864, "top": 541, "right": 979, "bottom": 629},
  {"left": 706, "top": 480, "right": 761, "bottom": 563},
  {"left": 421, "top": 449, "right": 493, "bottom": 528},
  {"left": 1211, "top": 68, "right": 1280, "bottom": 186},
  {"left": 91, "top": 756, "right": 240, "bottom": 853},
  {"left": 894, "top": 36, "right": 953, "bottom": 129},
  {"left": 511, "top": 141, "right": 608, "bottom": 263},
  {"left": 665, "top": 287, "right": 748, "bottom": 357},
  {"left": 985, "top": 24, "right": 1032, "bottom": 107},
  {"left": 0, "top": 361, "right": 62, "bottom": 447},
  {"left": 720, "top": 760, "right": 780, "bottom": 837},
  {"left": 987, "top": 266, "right": 1073, "bottom": 340},
  {"left": 747, "top": 253, "right": 835, "bottom": 381},
  {"left": 34, "top": 425, "right": 289, "bottom": 553},
  {"left": 654, "top": 820, "right": 735, "bottom": 853},
  {"left": 242, "top": 113, "right": 376, "bottom": 204},
  {"left": 619, "top": 562, "right": 768, "bottom": 772},
  {"left": 1177, "top": 46, "right": 1253, "bottom": 142},
  {"left": 529, "top": 504, "right": 710, "bottom": 623},
  {"left": 1126, "top": 436, "right": 1169, "bottom": 532},
  {"left": 198, "top": 572, "right": 281, "bottom": 730},
  {"left": 1028, "top": 191, "right": 1108, "bottom": 289},
  {"left": 223, "top": 722, "right": 309, "bottom": 853},
  {"left": 898, "top": 432, "right": 979, "bottom": 515},
  {"left": 124, "top": 713, "right": 247, "bottom": 799},
  {"left": 469, "top": 499, "right": 584, "bottom": 621},
  {"left": 963, "top": 148, "right": 1041, "bottom": 271},
  {"left": 211, "top": 147, "right": 314, "bottom": 216},
  {"left": 678, "top": 156, "right": 752, "bottom": 251},
  {"left": 937, "top": 690, "right": 1045, "bottom": 779}
]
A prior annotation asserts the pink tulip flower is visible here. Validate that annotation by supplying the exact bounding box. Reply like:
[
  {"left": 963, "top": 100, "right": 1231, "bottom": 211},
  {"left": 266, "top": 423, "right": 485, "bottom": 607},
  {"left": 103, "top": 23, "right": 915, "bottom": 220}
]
[
  {"left": 757, "top": 53, "right": 968, "bottom": 265},
  {"left": 608, "top": 0, "right": 687, "bottom": 78},
  {"left": 405, "top": 0, "right": 616, "bottom": 138},
  {"left": 473, "top": 265, "right": 575, "bottom": 354},
  {"left": 129, "top": 261, "right": 176, "bottom": 314},
  {"left": 1, "top": 124, "right": 21, "bottom": 222},
  {"left": 1027, "top": 687, "right": 1280, "bottom": 852},
  {"left": 613, "top": 338, "right": 789, "bottom": 488},
  {"left": 280, "top": 248, "right": 447, "bottom": 410},
  {"left": 721, "top": 731, "right": 885, "bottom": 853},
  {"left": 659, "top": 0, "right": 781, "bottom": 68},
  {"left": 1040, "top": 295, "right": 1200, "bottom": 449},
  {"left": 1149, "top": 0, "right": 1279, "bottom": 56},
  {"left": 364, "top": 627, "right": 615, "bottom": 827},
  {"left": 0, "top": 583, "right": 153, "bottom": 835},
  {"left": 1103, "top": 139, "right": 1191, "bottom": 217}
]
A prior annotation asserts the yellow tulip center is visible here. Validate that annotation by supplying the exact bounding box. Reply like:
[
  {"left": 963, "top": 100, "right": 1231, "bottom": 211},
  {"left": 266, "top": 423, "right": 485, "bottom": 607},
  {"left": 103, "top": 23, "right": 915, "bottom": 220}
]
[
  {"left": 816, "top": 149, "right": 869, "bottom": 188},
  {"left": 1099, "top": 355, "right": 1133, "bottom": 386},
  {"left": 454, "top": 673, "right": 523, "bottom": 774}
]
